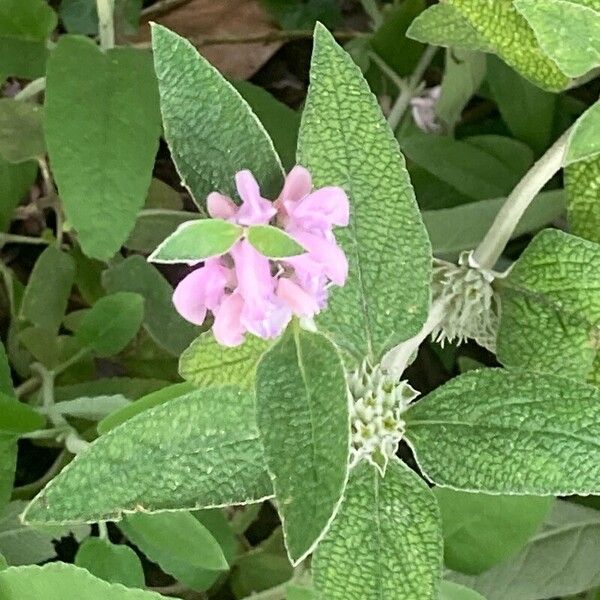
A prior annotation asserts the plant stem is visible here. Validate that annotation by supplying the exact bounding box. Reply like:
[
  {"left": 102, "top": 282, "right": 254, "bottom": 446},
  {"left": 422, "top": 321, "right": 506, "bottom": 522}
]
[
  {"left": 0, "top": 234, "right": 50, "bottom": 247},
  {"left": 98, "top": 521, "right": 109, "bottom": 540},
  {"left": 368, "top": 51, "right": 406, "bottom": 91},
  {"left": 472, "top": 127, "right": 571, "bottom": 269},
  {"left": 387, "top": 45, "right": 437, "bottom": 132},
  {"left": 360, "top": 0, "right": 384, "bottom": 29},
  {"left": 96, "top": 0, "right": 115, "bottom": 50},
  {"left": 14, "top": 77, "right": 46, "bottom": 101}
]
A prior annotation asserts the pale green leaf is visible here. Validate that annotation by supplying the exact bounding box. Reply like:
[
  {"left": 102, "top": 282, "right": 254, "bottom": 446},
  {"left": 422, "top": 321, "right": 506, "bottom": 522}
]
[
  {"left": 407, "top": 3, "right": 492, "bottom": 52},
  {"left": 151, "top": 24, "right": 283, "bottom": 203},
  {"left": 566, "top": 99, "right": 600, "bottom": 165},
  {"left": 497, "top": 229, "right": 600, "bottom": 383},
  {"left": 313, "top": 460, "right": 442, "bottom": 599},
  {"left": 75, "top": 537, "right": 145, "bottom": 588},
  {"left": 440, "top": 581, "right": 486, "bottom": 600},
  {"left": 247, "top": 224, "right": 305, "bottom": 258},
  {"left": 103, "top": 256, "right": 198, "bottom": 356},
  {"left": 297, "top": 24, "right": 432, "bottom": 363},
  {"left": 423, "top": 190, "right": 565, "bottom": 257},
  {"left": 53, "top": 395, "right": 131, "bottom": 421},
  {"left": 255, "top": 325, "right": 348, "bottom": 564},
  {"left": 148, "top": 219, "right": 242, "bottom": 264},
  {"left": 435, "top": 488, "right": 552, "bottom": 574},
  {"left": 179, "top": 333, "right": 269, "bottom": 389},
  {"left": 452, "top": 501, "right": 600, "bottom": 599},
  {"left": 76, "top": 292, "right": 144, "bottom": 357},
  {"left": 20, "top": 246, "right": 75, "bottom": 335},
  {"left": 97, "top": 382, "right": 194, "bottom": 434},
  {"left": 565, "top": 155, "right": 600, "bottom": 243},
  {"left": 0, "top": 158, "right": 37, "bottom": 232},
  {"left": 23, "top": 386, "right": 272, "bottom": 525},
  {"left": 405, "top": 369, "right": 600, "bottom": 495},
  {"left": 514, "top": 0, "right": 600, "bottom": 78},
  {"left": 0, "top": 393, "right": 45, "bottom": 434},
  {"left": 126, "top": 210, "right": 200, "bottom": 254},
  {"left": 55, "top": 378, "right": 168, "bottom": 403},
  {"left": 0, "top": 563, "right": 168, "bottom": 600},
  {"left": 45, "top": 36, "right": 161, "bottom": 261},
  {"left": 0, "top": 100, "right": 44, "bottom": 163},
  {"left": 120, "top": 512, "right": 228, "bottom": 591}
]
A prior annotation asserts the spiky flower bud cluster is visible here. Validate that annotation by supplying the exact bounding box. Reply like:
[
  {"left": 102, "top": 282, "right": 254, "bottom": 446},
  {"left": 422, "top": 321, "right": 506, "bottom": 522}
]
[
  {"left": 347, "top": 360, "right": 418, "bottom": 475},
  {"left": 431, "top": 251, "right": 501, "bottom": 352}
]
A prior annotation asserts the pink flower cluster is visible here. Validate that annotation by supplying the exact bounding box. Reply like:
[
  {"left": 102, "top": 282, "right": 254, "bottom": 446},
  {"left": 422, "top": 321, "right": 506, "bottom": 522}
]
[{"left": 173, "top": 166, "right": 349, "bottom": 346}]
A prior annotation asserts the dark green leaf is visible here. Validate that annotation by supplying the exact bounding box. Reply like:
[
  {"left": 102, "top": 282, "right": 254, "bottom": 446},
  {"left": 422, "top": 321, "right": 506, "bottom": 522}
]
[
  {"left": 0, "top": 100, "right": 45, "bottom": 163},
  {"left": 0, "top": 158, "right": 37, "bottom": 232},
  {"left": 0, "top": 436, "right": 17, "bottom": 512},
  {"left": 126, "top": 210, "right": 200, "bottom": 254},
  {"left": 0, "top": 393, "right": 45, "bottom": 434},
  {"left": 260, "top": 0, "right": 342, "bottom": 29}
]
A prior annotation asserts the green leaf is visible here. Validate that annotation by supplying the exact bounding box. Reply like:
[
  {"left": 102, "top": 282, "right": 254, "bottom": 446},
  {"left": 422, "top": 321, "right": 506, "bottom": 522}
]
[
  {"left": 514, "top": 0, "right": 600, "bottom": 78},
  {"left": 20, "top": 246, "right": 75, "bottom": 335},
  {"left": 70, "top": 245, "right": 106, "bottom": 306},
  {"left": 148, "top": 219, "right": 242, "bottom": 264},
  {"left": 435, "top": 488, "right": 552, "bottom": 574},
  {"left": 103, "top": 256, "right": 197, "bottom": 356},
  {"left": 0, "top": 501, "right": 89, "bottom": 566},
  {"left": 0, "top": 343, "right": 14, "bottom": 398},
  {"left": 120, "top": 512, "right": 228, "bottom": 591},
  {"left": 0, "top": 554, "right": 6, "bottom": 571},
  {"left": 423, "top": 190, "right": 565, "bottom": 258},
  {"left": 126, "top": 210, "right": 200, "bottom": 254},
  {"left": 0, "top": 393, "right": 45, "bottom": 434},
  {"left": 179, "top": 333, "right": 269, "bottom": 389},
  {"left": 452, "top": 501, "right": 600, "bottom": 599},
  {"left": 53, "top": 395, "right": 131, "bottom": 422},
  {"left": 60, "top": 0, "right": 142, "bottom": 37},
  {"left": 407, "top": 3, "right": 492, "bottom": 52},
  {"left": 487, "top": 56, "right": 557, "bottom": 155},
  {"left": 23, "top": 386, "right": 272, "bottom": 525},
  {"left": 313, "top": 460, "right": 442, "bottom": 599},
  {"left": 405, "top": 369, "right": 600, "bottom": 495},
  {"left": 0, "top": 158, "right": 37, "bottom": 232},
  {"left": 436, "top": 49, "right": 487, "bottom": 131},
  {"left": 247, "top": 225, "right": 305, "bottom": 258},
  {"left": 287, "top": 585, "right": 317, "bottom": 600},
  {"left": 566, "top": 99, "right": 600, "bottom": 165},
  {"left": 497, "top": 229, "right": 600, "bottom": 383},
  {"left": 45, "top": 36, "right": 161, "bottom": 261},
  {"left": 75, "top": 537, "right": 144, "bottom": 588},
  {"left": 297, "top": 24, "right": 432, "bottom": 363},
  {"left": 400, "top": 133, "right": 534, "bottom": 201},
  {"left": 0, "top": 0, "right": 57, "bottom": 79},
  {"left": 260, "top": 0, "right": 342, "bottom": 29},
  {"left": 443, "top": 0, "right": 570, "bottom": 91},
  {"left": 76, "top": 292, "right": 144, "bottom": 357},
  {"left": 255, "top": 325, "right": 348, "bottom": 563},
  {"left": 0, "top": 100, "right": 45, "bottom": 163},
  {"left": 440, "top": 581, "right": 486, "bottom": 600},
  {"left": 97, "top": 382, "right": 194, "bottom": 434},
  {"left": 232, "top": 82, "right": 300, "bottom": 172},
  {"left": 566, "top": 155, "right": 600, "bottom": 243},
  {"left": 0, "top": 563, "right": 169, "bottom": 600},
  {"left": 151, "top": 24, "right": 283, "bottom": 204},
  {"left": 55, "top": 378, "right": 169, "bottom": 403},
  {"left": 0, "top": 437, "right": 17, "bottom": 512}
]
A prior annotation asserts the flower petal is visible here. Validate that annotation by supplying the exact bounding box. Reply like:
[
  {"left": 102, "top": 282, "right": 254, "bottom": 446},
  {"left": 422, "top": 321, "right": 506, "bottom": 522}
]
[
  {"left": 290, "top": 230, "right": 348, "bottom": 286},
  {"left": 277, "top": 277, "right": 320, "bottom": 317},
  {"left": 279, "top": 165, "right": 312, "bottom": 203},
  {"left": 213, "top": 292, "right": 246, "bottom": 347},
  {"left": 235, "top": 170, "right": 276, "bottom": 225},
  {"left": 207, "top": 192, "right": 237, "bottom": 220},
  {"left": 292, "top": 186, "right": 350, "bottom": 229}
]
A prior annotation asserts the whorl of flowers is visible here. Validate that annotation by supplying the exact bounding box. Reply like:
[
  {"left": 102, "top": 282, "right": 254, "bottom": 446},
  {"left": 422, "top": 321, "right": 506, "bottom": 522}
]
[
  {"left": 347, "top": 360, "right": 419, "bottom": 475},
  {"left": 431, "top": 251, "right": 501, "bottom": 352},
  {"left": 169, "top": 167, "right": 349, "bottom": 347}
]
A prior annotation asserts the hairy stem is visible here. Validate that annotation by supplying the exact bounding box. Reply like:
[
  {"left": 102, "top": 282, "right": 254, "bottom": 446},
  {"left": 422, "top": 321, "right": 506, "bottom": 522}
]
[
  {"left": 96, "top": 0, "right": 115, "bottom": 50},
  {"left": 472, "top": 128, "right": 571, "bottom": 269},
  {"left": 0, "top": 234, "right": 50, "bottom": 247},
  {"left": 14, "top": 77, "right": 46, "bottom": 101}
]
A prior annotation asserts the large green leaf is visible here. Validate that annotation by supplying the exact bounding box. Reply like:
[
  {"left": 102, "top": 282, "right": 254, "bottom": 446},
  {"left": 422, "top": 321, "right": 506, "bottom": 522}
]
[
  {"left": 151, "top": 24, "right": 283, "bottom": 204},
  {"left": 179, "top": 333, "right": 269, "bottom": 389},
  {"left": 23, "top": 386, "right": 272, "bottom": 525},
  {"left": 0, "top": 100, "right": 45, "bottom": 164},
  {"left": 20, "top": 246, "right": 75, "bottom": 335},
  {"left": 435, "top": 488, "right": 552, "bottom": 574},
  {"left": 566, "top": 99, "right": 600, "bottom": 165},
  {"left": 497, "top": 229, "right": 600, "bottom": 383},
  {"left": 75, "top": 537, "right": 145, "bottom": 588},
  {"left": 452, "top": 501, "right": 600, "bottom": 599},
  {"left": 0, "top": 158, "right": 37, "bottom": 232},
  {"left": 313, "top": 460, "right": 442, "bottom": 599},
  {"left": 297, "top": 24, "right": 431, "bottom": 363},
  {"left": 103, "top": 256, "right": 197, "bottom": 356},
  {"left": 514, "top": 0, "right": 600, "bottom": 78},
  {"left": 405, "top": 369, "right": 600, "bottom": 495},
  {"left": 0, "top": 563, "right": 168, "bottom": 600},
  {"left": 255, "top": 326, "right": 348, "bottom": 564},
  {"left": 566, "top": 156, "right": 600, "bottom": 244},
  {"left": 0, "top": 393, "right": 45, "bottom": 434},
  {"left": 45, "top": 36, "right": 161, "bottom": 261}
]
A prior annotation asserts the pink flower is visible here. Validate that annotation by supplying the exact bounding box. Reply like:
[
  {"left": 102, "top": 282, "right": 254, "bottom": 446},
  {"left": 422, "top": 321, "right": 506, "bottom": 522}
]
[{"left": 169, "top": 167, "right": 349, "bottom": 347}]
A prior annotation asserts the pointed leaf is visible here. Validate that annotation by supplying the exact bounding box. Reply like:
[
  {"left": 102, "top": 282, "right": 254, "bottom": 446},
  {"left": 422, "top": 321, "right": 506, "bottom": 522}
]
[
  {"left": 566, "top": 99, "right": 600, "bottom": 165},
  {"left": 297, "top": 24, "right": 431, "bottom": 363},
  {"left": 247, "top": 224, "right": 305, "bottom": 258},
  {"left": 23, "top": 386, "right": 272, "bottom": 525},
  {"left": 0, "top": 563, "right": 168, "bottom": 600},
  {"left": 405, "top": 369, "right": 600, "bottom": 495},
  {"left": 313, "top": 460, "right": 442, "bottom": 599},
  {"left": 151, "top": 24, "right": 284, "bottom": 203},
  {"left": 45, "top": 36, "right": 161, "bottom": 260},
  {"left": 53, "top": 395, "right": 131, "bottom": 422},
  {"left": 0, "top": 393, "right": 45, "bottom": 434},
  {"left": 255, "top": 326, "right": 349, "bottom": 564},
  {"left": 148, "top": 219, "right": 242, "bottom": 264},
  {"left": 566, "top": 155, "right": 600, "bottom": 244},
  {"left": 126, "top": 210, "right": 200, "bottom": 254}
]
